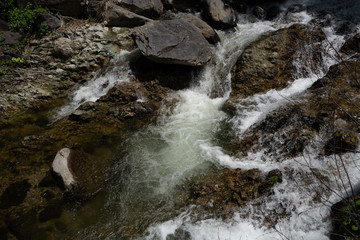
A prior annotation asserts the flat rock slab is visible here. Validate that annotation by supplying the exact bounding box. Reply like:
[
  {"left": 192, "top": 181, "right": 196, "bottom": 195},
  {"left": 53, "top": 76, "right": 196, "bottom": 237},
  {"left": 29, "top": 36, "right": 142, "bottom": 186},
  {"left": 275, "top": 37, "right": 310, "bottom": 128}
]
[{"left": 132, "top": 19, "right": 212, "bottom": 66}]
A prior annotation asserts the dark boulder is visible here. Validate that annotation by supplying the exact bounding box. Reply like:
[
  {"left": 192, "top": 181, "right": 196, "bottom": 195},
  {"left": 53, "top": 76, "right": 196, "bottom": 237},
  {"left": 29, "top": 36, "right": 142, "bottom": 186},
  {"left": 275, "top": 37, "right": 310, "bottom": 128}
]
[
  {"left": 340, "top": 33, "right": 360, "bottom": 56},
  {"left": 36, "top": 12, "right": 63, "bottom": 30},
  {"left": 129, "top": 52, "right": 197, "bottom": 90},
  {"left": 266, "top": 6, "right": 280, "bottom": 20},
  {"left": 253, "top": 6, "right": 266, "bottom": 19},
  {"left": 162, "top": 0, "right": 202, "bottom": 12},
  {"left": 180, "top": 14, "right": 220, "bottom": 44},
  {"left": 103, "top": 2, "right": 151, "bottom": 27},
  {"left": 202, "top": 0, "right": 237, "bottom": 29},
  {"left": 39, "top": 0, "right": 87, "bottom": 18},
  {"left": 115, "top": 0, "right": 164, "bottom": 19},
  {"left": 0, "top": 19, "right": 9, "bottom": 31},
  {"left": 0, "top": 31, "right": 24, "bottom": 45},
  {"left": 0, "top": 180, "right": 31, "bottom": 209},
  {"left": 132, "top": 19, "right": 212, "bottom": 66}
]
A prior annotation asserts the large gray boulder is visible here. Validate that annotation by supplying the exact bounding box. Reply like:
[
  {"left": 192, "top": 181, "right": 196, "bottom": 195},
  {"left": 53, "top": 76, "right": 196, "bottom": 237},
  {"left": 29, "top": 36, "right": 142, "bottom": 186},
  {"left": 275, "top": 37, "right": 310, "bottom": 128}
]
[
  {"left": 202, "top": 0, "right": 237, "bottom": 29},
  {"left": 103, "top": 2, "right": 151, "bottom": 27},
  {"left": 180, "top": 14, "right": 220, "bottom": 44},
  {"left": 132, "top": 19, "right": 212, "bottom": 66},
  {"left": 114, "top": 0, "right": 164, "bottom": 19}
]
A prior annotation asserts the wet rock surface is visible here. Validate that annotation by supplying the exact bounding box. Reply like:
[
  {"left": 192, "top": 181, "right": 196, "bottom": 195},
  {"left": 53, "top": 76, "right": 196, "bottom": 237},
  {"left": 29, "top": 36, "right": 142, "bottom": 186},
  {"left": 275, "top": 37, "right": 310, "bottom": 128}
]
[
  {"left": 132, "top": 19, "right": 212, "bottom": 66},
  {"left": 184, "top": 168, "right": 282, "bottom": 217},
  {"left": 229, "top": 24, "right": 325, "bottom": 101},
  {"left": 222, "top": 60, "right": 360, "bottom": 160}
]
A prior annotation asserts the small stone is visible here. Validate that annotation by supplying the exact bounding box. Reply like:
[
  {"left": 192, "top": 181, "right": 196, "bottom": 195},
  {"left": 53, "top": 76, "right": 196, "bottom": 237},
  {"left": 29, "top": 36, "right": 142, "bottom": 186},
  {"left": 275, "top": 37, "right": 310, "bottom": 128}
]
[{"left": 55, "top": 68, "right": 65, "bottom": 74}]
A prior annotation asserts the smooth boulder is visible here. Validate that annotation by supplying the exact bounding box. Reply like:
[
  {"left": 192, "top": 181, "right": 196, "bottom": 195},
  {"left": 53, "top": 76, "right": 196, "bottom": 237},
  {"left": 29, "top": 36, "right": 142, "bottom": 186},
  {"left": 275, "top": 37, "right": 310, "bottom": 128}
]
[
  {"left": 132, "top": 19, "right": 212, "bottom": 66},
  {"left": 202, "top": 0, "right": 237, "bottom": 29},
  {"left": 52, "top": 148, "right": 106, "bottom": 198}
]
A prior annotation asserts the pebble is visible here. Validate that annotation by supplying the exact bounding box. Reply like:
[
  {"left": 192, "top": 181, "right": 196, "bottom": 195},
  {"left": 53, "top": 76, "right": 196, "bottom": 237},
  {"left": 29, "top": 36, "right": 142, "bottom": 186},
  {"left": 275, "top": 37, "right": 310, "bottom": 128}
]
[{"left": 55, "top": 68, "right": 64, "bottom": 74}]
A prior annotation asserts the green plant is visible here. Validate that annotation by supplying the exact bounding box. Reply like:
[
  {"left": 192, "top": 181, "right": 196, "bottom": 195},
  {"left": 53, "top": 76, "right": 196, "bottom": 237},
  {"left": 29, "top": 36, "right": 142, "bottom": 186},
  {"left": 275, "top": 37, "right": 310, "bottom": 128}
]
[
  {"left": 37, "top": 23, "right": 50, "bottom": 37},
  {"left": 0, "top": 68, "right": 8, "bottom": 76},
  {"left": 0, "top": 57, "right": 26, "bottom": 67},
  {"left": 8, "top": 3, "right": 49, "bottom": 33}
]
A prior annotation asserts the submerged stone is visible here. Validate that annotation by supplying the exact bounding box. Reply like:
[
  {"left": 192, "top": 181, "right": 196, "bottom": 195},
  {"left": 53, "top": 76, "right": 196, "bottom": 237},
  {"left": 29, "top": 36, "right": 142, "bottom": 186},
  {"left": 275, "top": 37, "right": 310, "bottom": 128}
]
[{"left": 0, "top": 179, "right": 31, "bottom": 209}]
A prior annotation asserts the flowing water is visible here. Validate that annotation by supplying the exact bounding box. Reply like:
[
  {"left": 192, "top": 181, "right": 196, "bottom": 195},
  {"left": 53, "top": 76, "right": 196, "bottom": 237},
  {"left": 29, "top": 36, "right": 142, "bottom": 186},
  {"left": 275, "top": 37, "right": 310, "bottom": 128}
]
[{"left": 53, "top": 0, "right": 360, "bottom": 239}]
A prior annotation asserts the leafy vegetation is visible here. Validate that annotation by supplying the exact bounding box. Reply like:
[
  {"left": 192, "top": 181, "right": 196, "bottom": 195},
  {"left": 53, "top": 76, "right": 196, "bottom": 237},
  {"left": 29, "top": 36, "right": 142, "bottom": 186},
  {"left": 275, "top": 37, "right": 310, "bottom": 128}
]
[
  {"left": 0, "top": 57, "right": 26, "bottom": 67},
  {"left": 8, "top": 3, "right": 49, "bottom": 35},
  {"left": 0, "top": 68, "right": 9, "bottom": 76}
]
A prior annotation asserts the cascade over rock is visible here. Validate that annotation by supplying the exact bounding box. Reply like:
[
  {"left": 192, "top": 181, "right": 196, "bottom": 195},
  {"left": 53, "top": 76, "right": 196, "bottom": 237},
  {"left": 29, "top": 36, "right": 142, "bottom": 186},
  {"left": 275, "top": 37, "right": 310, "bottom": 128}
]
[
  {"left": 222, "top": 61, "right": 360, "bottom": 159},
  {"left": 132, "top": 19, "right": 212, "bottom": 66},
  {"left": 229, "top": 24, "right": 325, "bottom": 101}
]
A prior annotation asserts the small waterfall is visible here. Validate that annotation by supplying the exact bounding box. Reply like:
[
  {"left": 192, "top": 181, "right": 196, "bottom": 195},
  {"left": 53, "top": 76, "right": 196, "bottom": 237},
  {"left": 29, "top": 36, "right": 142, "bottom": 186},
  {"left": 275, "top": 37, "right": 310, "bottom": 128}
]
[{"left": 49, "top": 50, "right": 133, "bottom": 122}]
